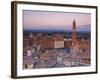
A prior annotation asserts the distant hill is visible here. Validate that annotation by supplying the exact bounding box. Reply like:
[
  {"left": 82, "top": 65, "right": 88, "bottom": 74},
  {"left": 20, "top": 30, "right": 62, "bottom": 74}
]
[{"left": 24, "top": 25, "right": 90, "bottom": 32}]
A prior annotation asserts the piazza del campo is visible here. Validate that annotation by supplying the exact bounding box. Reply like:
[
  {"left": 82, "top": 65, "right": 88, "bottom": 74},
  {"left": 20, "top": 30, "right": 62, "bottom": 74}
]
[{"left": 23, "top": 20, "right": 91, "bottom": 69}]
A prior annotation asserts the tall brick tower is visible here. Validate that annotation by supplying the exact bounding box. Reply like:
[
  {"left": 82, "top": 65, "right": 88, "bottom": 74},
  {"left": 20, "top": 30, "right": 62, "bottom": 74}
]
[{"left": 72, "top": 19, "right": 77, "bottom": 46}]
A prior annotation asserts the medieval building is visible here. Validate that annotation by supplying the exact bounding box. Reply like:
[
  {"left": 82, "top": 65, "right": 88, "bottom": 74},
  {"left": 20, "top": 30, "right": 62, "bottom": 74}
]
[{"left": 23, "top": 19, "right": 91, "bottom": 69}]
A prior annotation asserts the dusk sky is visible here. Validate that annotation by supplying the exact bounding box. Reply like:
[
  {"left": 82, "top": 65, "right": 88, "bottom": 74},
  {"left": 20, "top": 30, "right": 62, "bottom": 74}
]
[{"left": 23, "top": 10, "right": 91, "bottom": 31}]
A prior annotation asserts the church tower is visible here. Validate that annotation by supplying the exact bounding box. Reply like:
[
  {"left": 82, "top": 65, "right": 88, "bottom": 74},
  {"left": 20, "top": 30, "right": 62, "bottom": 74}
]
[{"left": 72, "top": 19, "right": 77, "bottom": 46}]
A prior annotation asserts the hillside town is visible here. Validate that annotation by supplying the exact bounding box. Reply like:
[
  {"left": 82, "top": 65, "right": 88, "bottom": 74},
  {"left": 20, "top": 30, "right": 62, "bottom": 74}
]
[{"left": 23, "top": 20, "right": 91, "bottom": 69}]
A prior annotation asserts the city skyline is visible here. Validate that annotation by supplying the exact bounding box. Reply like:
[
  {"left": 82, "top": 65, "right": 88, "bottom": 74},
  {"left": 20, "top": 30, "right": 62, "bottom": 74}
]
[{"left": 23, "top": 10, "right": 91, "bottom": 31}]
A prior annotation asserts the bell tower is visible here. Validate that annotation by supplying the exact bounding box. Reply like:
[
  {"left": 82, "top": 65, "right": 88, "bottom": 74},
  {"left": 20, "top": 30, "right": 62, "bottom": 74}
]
[{"left": 72, "top": 19, "right": 77, "bottom": 46}]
